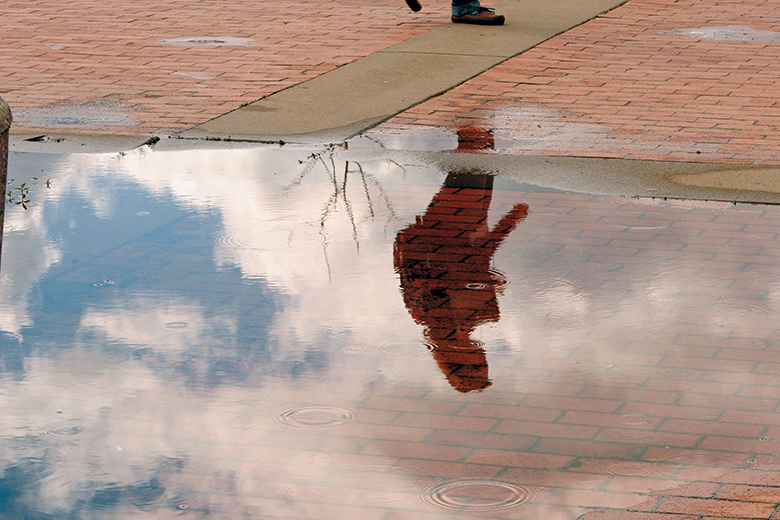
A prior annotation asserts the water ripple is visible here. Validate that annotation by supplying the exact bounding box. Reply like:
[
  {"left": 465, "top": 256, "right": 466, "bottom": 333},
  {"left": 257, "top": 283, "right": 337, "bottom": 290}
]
[
  {"left": 419, "top": 480, "right": 544, "bottom": 512},
  {"left": 278, "top": 406, "right": 355, "bottom": 427}
]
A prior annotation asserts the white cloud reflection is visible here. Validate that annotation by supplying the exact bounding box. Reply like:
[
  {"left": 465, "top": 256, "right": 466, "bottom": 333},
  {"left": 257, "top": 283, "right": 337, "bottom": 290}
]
[
  {"left": 80, "top": 296, "right": 233, "bottom": 353},
  {"left": 0, "top": 199, "right": 61, "bottom": 337}
]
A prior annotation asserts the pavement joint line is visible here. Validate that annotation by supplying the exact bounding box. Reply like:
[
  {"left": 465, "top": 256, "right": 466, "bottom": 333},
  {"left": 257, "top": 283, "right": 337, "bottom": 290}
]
[{"left": 180, "top": 0, "right": 630, "bottom": 143}]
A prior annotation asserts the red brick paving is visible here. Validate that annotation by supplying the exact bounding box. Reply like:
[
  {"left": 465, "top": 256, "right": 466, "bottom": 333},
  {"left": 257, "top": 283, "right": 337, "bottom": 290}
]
[
  {"left": 369, "top": 0, "right": 780, "bottom": 164},
  {"left": 0, "top": 0, "right": 449, "bottom": 134}
]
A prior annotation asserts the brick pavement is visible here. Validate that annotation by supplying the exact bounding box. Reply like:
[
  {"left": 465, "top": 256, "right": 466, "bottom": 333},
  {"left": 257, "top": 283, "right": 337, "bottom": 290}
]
[
  {"left": 0, "top": 0, "right": 450, "bottom": 134},
  {"left": 368, "top": 0, "right": 780, "bottom": 164}
]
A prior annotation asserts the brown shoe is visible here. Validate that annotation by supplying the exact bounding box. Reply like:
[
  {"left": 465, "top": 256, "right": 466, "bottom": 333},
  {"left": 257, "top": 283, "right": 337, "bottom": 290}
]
[{"left": 451, "top": 7, "right": 505, "bottom": 25}]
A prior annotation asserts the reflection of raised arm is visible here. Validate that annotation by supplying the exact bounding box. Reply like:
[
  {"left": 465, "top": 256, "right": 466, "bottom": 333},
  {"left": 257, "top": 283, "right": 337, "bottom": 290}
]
[{"left": 484, "top": 203, "right": 529, "bottom": 254}]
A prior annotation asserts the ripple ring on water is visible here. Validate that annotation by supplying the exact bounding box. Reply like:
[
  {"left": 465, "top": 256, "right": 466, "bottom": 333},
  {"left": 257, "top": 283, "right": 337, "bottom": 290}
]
[
  {"left": 214, "top": 232, "right": 246, "bottom": 250},
  {"left": 605, "top": 462, "right": 663, "bottom": 478},
  {"left": 618, "top": 414, "right": 652, "bottom": 426},
  {"left": 420, "top": 480, "right": 543, "bottom": 512},
  {"left": 344, "top": 341, "right": 426, "bottom": 357},
  {"left": 164, "top": 321, "right": 189, "bottom": 329},
  {"left": 38, "top": 425, "right": 87, "bottom": 437},
  {"left": 279, "top": 406, "right": 355, "bottom": 428}
]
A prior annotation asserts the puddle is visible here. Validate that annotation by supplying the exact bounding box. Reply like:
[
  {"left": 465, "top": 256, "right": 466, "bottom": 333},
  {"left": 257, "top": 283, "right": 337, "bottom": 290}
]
[
  {"left": 674, "top": 26, "right": 780, "bottom": 42},
  {"left": 3, "top": 144, "right": 780, "bottom": 518},
  {"left": 617, "top": 414, "right": 652, "bottom": 427},
  {"left": 157, "top": 36, "right": 254, "bottom": 47},
  {"left": 11, "top": 100, "right": 137, "bottom": 130}
]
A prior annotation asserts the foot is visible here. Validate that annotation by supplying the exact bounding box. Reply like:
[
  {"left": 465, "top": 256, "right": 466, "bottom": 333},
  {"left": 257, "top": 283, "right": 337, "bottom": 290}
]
[{"left": 451, "top": 7, "right": 504, "bottom": 25}]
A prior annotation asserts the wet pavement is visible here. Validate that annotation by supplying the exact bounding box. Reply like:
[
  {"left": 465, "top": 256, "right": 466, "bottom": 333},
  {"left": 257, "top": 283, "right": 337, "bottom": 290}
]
[{"left": 5, "top": 143, "right": 780, "bottom": 519}]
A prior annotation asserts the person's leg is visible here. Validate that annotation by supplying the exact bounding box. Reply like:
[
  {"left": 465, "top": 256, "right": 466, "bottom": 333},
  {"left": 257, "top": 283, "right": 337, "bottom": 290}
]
[
  {"left": 451, "top": 0, "right": 505, "bottom": 24},
  {"left": 451, "top": 0, "right": 481, "bottom": 16}
]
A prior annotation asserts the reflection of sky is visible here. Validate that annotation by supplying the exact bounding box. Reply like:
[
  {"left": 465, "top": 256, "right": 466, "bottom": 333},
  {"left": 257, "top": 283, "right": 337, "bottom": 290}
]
[
  {"left": 3, "top": 147, "right": 442, "bottom": 384},
  {"left": 0, "top": 146, "right": 457, "bottom": 519},
  {"left": 2, "top": 145, "right": 780, "bottom": 518}
]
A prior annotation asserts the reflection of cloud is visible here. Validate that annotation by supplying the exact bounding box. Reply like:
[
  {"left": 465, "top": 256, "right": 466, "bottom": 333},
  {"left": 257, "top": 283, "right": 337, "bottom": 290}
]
[
  {"left": 0, "top": 353, "right": 282, "bottom": 517},
  {"left": 116, "top": 148, "right": 412, "bottom": 291},
  {"left": 0, "top": 203, "right": 61, "bottom": 337},
  {"left": 80, "top": 297, "right": 234, "bottom": 353},
  {"left": 94, "top": 148, "right": 444, "bottom": 372}
]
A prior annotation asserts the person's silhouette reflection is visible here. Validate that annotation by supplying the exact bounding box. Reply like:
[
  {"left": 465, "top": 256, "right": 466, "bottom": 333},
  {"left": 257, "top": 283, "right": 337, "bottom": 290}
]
[{"left": 394, "top": 172, "right": 528, "bottom": 393}]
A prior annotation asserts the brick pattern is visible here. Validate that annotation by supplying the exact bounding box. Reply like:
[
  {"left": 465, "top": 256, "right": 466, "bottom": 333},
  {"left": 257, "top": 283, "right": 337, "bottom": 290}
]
[
  {"left": 369, "top": 0, "right": 780, "bottom": 164},
  {"left": 0, "top": 0, "right": 450, "bottom": 134}
]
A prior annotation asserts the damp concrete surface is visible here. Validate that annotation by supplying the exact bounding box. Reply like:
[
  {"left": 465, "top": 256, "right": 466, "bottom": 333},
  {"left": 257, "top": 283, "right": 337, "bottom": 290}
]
[{"left": 3, "top": 139, "right": 780, "bottom": 519}]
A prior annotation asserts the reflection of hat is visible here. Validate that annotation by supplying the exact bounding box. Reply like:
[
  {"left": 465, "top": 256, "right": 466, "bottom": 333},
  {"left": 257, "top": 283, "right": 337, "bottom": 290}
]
[{"left": 428, "top": 340, "right": 492, "bottom": 393}]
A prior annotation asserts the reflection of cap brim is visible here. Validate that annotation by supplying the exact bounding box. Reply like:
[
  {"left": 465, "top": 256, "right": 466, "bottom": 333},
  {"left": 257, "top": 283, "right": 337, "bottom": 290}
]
[{"left": 430, "top": 343, "right": 491, "bottom": 393}]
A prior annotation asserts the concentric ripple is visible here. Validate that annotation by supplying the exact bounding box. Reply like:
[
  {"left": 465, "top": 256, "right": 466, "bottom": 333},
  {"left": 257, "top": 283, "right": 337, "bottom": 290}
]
[
  {"left": 420, "top": 480, "right": 543, "bottom": 512},
  {"left": 38, "top": 425, "right": 88, "bottom": 437},
  {"left": 648, "top": 449, "right": 749, "bottom": 468},
  {"left": 214, "top": 232, "right": 246, "bottom": 250},
  {"left": 164, "top": 321, "right": 189, "bottom": 329},
  {"left": 618, "top": 414, "right": 652, "bottom": 426},
  {"left": 343, "top": 340, "right": 426, "bottom": 357},
  {"left": 605, "top": 462, "right": 664, "bottom": 477},
  {"left": 598, "top": 217, "right": 673, "bottom": 230},
  {"left": 279, "top": 406, "right": 354, "bottom": 427}
]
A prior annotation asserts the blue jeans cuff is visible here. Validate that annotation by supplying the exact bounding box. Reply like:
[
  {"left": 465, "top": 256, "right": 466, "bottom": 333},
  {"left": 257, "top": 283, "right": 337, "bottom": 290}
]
[{"left": 452, "top": 0, "right": 481, "bottom": 16}]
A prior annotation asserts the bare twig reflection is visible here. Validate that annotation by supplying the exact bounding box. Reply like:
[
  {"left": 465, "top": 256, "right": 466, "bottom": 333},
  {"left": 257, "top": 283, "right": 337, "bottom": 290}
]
[{"left": 282, "top": 149, "right": 402, "bottom": 279}]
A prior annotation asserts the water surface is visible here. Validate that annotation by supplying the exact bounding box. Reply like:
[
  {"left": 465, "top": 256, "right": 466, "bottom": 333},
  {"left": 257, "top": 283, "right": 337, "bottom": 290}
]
[{"left": 2, "top": 143, "right": 780, "bottom": 519}]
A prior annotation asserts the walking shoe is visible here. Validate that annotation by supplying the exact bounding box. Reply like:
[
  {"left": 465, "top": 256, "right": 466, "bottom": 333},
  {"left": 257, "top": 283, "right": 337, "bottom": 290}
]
[{"left": 451, "top": 7, "right": 504, "bottom": 25}]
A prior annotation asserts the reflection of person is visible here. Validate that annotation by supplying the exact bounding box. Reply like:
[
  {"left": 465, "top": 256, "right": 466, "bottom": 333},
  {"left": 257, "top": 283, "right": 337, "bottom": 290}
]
[{"left": 394, "top": 173, "right": 528, "bottom": 392}]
